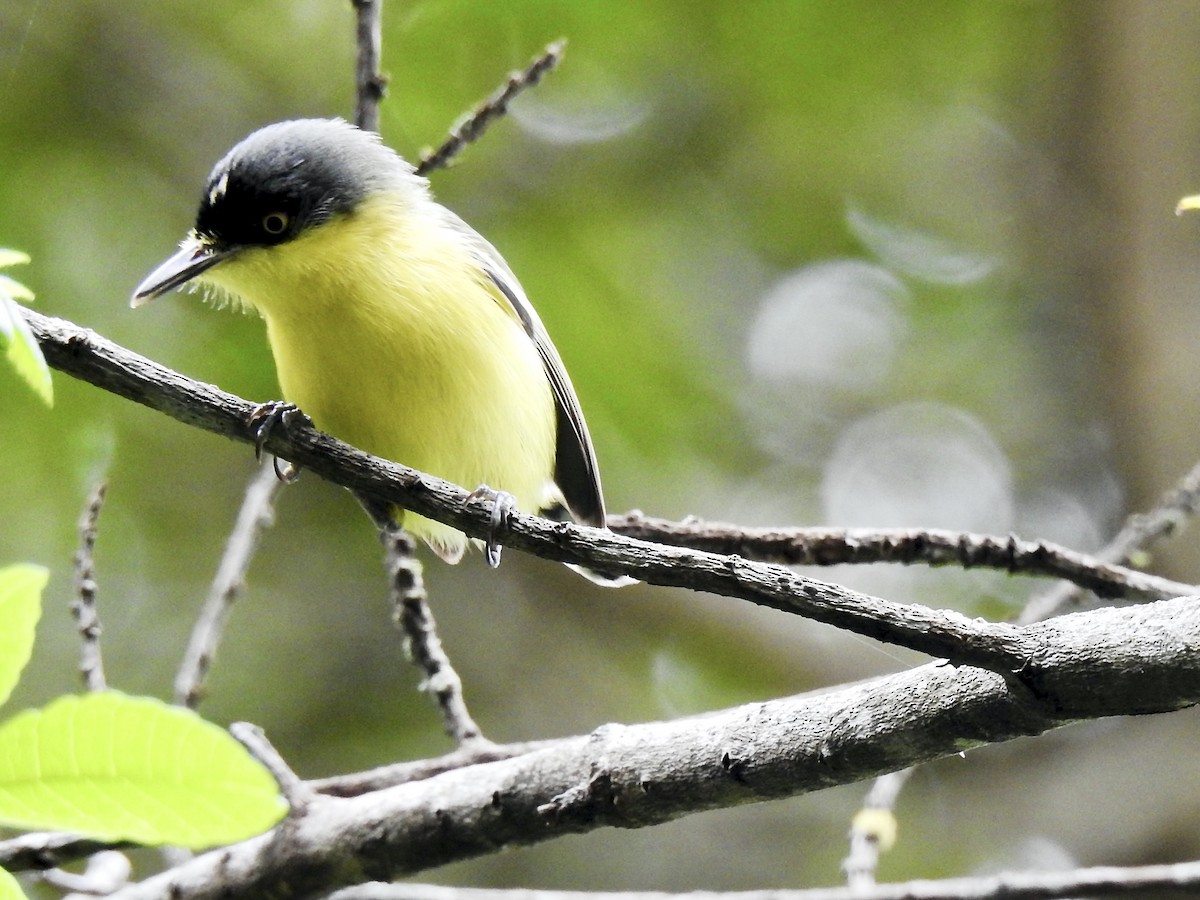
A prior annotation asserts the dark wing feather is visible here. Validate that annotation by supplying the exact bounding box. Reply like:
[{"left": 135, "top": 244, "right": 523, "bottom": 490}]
[{"left": 442, "top": 210, "right": 606, "bottom": 526}]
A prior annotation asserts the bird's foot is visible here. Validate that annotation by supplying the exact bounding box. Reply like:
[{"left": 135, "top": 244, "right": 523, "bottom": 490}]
[
  {"left": 466, "top": 485, "right": 516, "bottom": 569},
  {"left": 248, "top": 401, "right": 311, "bottom": 483}
]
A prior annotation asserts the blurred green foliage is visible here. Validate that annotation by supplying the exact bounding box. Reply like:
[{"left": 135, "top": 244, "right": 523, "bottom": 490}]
[{"left": 3, "top": 0, "right": 1200, "bottom": 892}]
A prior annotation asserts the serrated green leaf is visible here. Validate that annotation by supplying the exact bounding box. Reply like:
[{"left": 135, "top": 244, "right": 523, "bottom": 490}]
[
  {"left": 0, "top": 867, "right": 27, "bottom": 900},
  {"left": 1, "top": 298, "right": 52, "bottom": 406},
  {"left": 0, "top": 692, "right": 287, "bottom": 848},
  {"left": 0, "top": 250, "right": 29, "bottom": 269},
  {"left": 0, "top": 565, "right": 47, "bottom": 709},
  {"left": 0, "top": 275, "right": 33, "bottom": 303}
]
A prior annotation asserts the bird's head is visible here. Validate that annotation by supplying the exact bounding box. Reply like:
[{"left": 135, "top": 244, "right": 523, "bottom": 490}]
[{"left": 132, "top": 118, "right": 420, "bottom": 308}]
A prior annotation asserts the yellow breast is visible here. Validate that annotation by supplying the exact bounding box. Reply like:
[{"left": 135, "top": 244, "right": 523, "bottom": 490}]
[{"left": 200, "top": 194, "right": 557, "bottom": 561}]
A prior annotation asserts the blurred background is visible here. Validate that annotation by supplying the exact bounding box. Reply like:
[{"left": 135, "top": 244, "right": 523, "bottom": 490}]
[{"left": 3, "top": 0, "right": 1200, "bottom": 892}]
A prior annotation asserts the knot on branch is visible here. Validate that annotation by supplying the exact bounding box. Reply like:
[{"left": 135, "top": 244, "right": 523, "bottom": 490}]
[{"left": 537, "top": 771, "right": 618, "bottom": 825}]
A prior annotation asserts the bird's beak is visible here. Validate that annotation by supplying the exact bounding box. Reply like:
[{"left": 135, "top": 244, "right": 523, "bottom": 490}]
[
  {"left": 1177, "top": 195, "right": 1200, "bottom": 216},
  {"left": 131, "top": 236, "right": 235, "bottom": 308}
]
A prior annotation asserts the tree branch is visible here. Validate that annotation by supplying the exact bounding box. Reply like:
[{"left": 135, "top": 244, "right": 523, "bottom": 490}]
[
  {"left": 308, "top": 738, "right": 558, "bottom": 798},
  {"left": 174, "top": 458, "right": 281, "bottom": 709},
  {"left": 609, "top": 513, "right": 1195, "bottom": 603},
  {"left": 71, "top": 481, "right": 108, "bottom": 692},
  {"left": 352, "top": 0, "right": 386, "bottom": 132},
  {"left": 327, "top": 857, "right": 1200, "bottom": 900},
  {"left": 1019, "top": 457, "right": 1200, "bottom": 623},
  {"left": 0, "top": 832, "right": 134, "bottom": 874},
  {"left": 20, "top": 305, "right": 1192, "bottom": 693},
  {"left": 842, "top": 768, "right": 910, "bottom": 889},
  {"left": 87, "top": 595, "right": 1200, "bottom": 898},
  {"left": 384, "top": 531, "right": 486, "bottom": 745},
  {"left": 416, "top": 40, "right": 566, "bottom": 176}
]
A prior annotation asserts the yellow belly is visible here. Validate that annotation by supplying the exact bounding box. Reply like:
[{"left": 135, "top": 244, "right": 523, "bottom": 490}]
[{"left": 200, "top": 196, "right": 557, "bottom": 561}]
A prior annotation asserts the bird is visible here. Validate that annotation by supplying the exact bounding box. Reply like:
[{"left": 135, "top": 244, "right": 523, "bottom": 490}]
[{"left": 132, "top": 117, "right": 624, "bottom": 584}]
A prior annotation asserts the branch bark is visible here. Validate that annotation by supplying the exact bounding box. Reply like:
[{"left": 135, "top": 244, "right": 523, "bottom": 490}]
[
  {"left": 97, "top": 595, "right": 1200, "bottom": 898},
  {"left": 608, "top": 513, "right": 1195, "bottom": 603},
  {"left": 327, "top": 858, "right": 1200, "bottom": 900},
  {"left": 17, "top": 304, "right": 1200, "bottom": 895},
  {"left": 352, "top": 0, "right": 386, "bottom": 132},
  {"left": 14, "top": 306, "right": 1110, "bottom": 685}
]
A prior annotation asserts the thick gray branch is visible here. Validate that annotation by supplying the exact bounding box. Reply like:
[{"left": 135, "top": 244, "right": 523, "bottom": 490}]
[{"left": 99, "top": 596, "right": 1200, "bottom": 898}]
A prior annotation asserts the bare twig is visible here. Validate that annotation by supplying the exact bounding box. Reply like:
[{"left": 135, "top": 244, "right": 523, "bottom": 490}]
[
  {"left": 326, "top": 858, "right": 1200, "bottom": 900},
  {"left": 835, "top": 456, "right": 1200, "bottom": 873},
  {"left": 0, "top": 832, "right": 134, "bottom": 873},
  {"left": 841, "top": 462, "right": 1200, "bottom": 861},
  {"left": 9, "top": 594, "right": 1200, "bottom": 885},
  {"left": 384, "top": 531, "right": 486, "bottom": 746},
  {"left": 230, "top": 722, "right": 311, "bottom": 811},
  {"left": 609, "top": 513, "right": 1196, "bottom": 603},
  {"left": 842, "top": 768, "right": 912, "bottom": 889},
  {"left": 11, "top": 305, "right": 1135, "bottom": 679},
  {"left": 1020, "top": 459, "right": 1200, "bottom": 623},
  {"left": 48, "top": 599, "right": 1200, "bottom": 896},
  {"left": 39, "top": 850, "right": 131, "bottom": 896},
  {"left": 416, "top": 40, "right": 566, "bottom": 176},
  {"left": 352, "top": 0, "right": 386, "bottom": 132},
  {"left": 309, "top": 738, "right": 555, "bottom": 797},
  {"left": 174, "top": 458, "right": 281, "bottom": 709},
  {"left": 72, "top": 482, "right": 107, "bottom": 692},
  {"left": 1095, "top": 457, "right": 1200, "bottom": 562}
]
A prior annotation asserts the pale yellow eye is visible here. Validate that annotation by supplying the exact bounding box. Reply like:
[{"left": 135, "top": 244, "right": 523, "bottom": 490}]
[{"left": 262, "top": 212, "right": 289, "bottom": 235}]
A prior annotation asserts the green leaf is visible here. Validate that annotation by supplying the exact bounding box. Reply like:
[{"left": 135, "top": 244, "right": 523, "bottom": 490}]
[
  {"left": 0, "top": 867, "right": 27, "bottom": 900},
  {"left": 0, "top": 564, "right": 47, "bottom": 709},
  {"left": 0, "top": 692, "right": 287, "bottom": 848},
  {"left": 0, "top": 298, "right": 52, "bottom": 406}
]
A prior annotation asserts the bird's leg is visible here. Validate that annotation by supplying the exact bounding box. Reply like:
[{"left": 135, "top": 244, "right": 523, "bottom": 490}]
[
  {"left": 466, "top": 485, "right": 516, "bottom": 568},
  {"left": 247, "top": 401, "right": 310, "bottom": 483}
]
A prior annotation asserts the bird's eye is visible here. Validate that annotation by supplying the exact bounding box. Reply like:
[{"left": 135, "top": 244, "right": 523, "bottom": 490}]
[{"left": 262, "top": 212, "right": 289, "bottom": 235}]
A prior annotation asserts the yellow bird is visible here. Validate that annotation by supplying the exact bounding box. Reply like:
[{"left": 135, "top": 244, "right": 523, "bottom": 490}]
[{"left": 133, "top": 118, "right": 619, "bottom": 583}]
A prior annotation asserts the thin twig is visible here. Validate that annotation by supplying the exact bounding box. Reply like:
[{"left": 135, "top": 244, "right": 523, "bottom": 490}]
[
  {"left": 1019, "top": 459, "right": 1200, "bottom": 623},
  {"left": 71, "top": 482, "right": 107, "bottom": 692},
  {"left": 843, "top": 462, "right": 1200, "bottom": 859},
  {"left": 835, "top": 452, "right": 1200, "bottom": 873},
  {"left": 27, "top": 305, "right": 1199, "bottom": 680},
  {"left": 174, "top": 458, "right": 281, "bottom": 709},
  {"left": 326, "top": 858, "right": 1200, "bottom": 900},
  {"left": 842, "top": 768, "right": 912, "bottom": 889},
  {"left": 39, "top": 851, "right": 131, "bottom": 896},
  {"left": 609, "top": 513, "right": 1196, "bottom": 603},
  {"left": 230, "top": 722, "right": 311, "bottom": 811},
  {"left": 309, "top": 738, "right": 555, "bottom": 797},
  {"left": 0, "top": 833, "right": 134, "bottom": 874},
  {"left": 384, "top": 531, "right": 487, "bottom": 745},
  {"left": 352, "top": 0, "right": 386, "bottom": 132},
  {"left": 416, "top": 40, "right": 566, "bottom": 176},
  {"left": 1095, "top": 457, "right": 1200, "bottom": 562}
]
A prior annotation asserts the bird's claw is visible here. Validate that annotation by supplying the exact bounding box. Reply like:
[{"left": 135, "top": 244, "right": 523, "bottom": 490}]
[
  {"left": 467, "top": 486, "right": 516, "bottom": 568},
  {"left": 248, "top": 401, "right": 310, "bottom": 483}
]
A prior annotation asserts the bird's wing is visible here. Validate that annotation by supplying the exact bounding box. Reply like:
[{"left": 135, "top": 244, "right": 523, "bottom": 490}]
[{"left": 441, "top": 209, "right": 606, "bottom": 527}]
